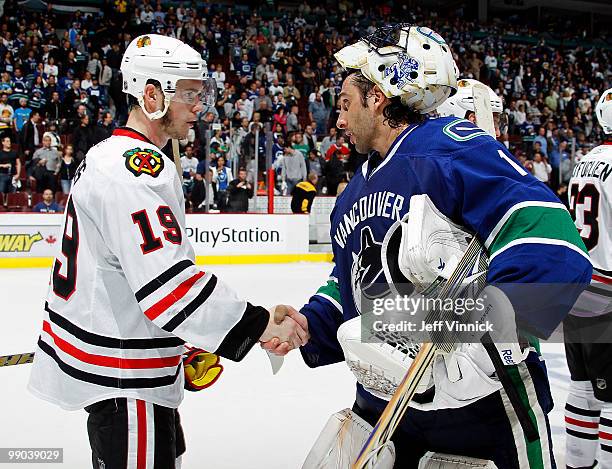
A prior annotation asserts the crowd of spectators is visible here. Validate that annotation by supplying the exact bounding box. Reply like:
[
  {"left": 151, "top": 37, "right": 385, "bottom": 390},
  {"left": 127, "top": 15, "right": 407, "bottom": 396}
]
[{"left": 0, "top": 0, "right": 608, "bottom": 212}]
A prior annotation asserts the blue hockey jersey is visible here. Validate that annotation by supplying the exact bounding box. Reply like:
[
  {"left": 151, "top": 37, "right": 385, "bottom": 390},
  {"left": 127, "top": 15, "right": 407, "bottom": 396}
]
[{"left": 300, "top": 116, "right": 592, "bottom": 369}]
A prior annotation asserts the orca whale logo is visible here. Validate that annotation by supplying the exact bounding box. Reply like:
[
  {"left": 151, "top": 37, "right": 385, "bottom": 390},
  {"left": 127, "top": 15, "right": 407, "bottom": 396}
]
[{"left": 350, "top": 226, "right": 390, "bottom": 314}]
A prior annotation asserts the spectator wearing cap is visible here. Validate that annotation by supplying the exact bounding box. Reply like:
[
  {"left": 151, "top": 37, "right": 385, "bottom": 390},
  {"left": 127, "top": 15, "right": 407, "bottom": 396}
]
[
  {"left": 33, "top": 189, "right": 63, "bottom": 213},
  {"left": 13, "top": 98, "right": 31, "bottom": 133}
]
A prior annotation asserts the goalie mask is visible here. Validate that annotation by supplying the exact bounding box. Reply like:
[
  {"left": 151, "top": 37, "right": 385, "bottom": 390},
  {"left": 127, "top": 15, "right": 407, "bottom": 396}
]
[
  {"left": 334, "top": 24, "right": 458, "bottom": 113},
  {"left": 121, "top": 34, "right": 217, "bottom": 120},
  {"left": 596, "top": 87, "right": 612, "bottom": 134}
]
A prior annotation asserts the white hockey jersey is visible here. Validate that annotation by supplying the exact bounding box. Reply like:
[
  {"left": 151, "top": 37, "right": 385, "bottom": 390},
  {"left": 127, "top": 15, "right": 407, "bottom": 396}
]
[
  {"left": 569, "top": 142, "right": 612, "bottom": 317},
  {"left": 28, "top": 128, "right": 270, "bottom": 410}
]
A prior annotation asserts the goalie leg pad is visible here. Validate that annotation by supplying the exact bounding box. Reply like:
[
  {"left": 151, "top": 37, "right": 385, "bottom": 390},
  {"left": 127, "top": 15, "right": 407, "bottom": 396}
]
[{"left": 301, "top": 408, "right": 395, "bottom": 469}]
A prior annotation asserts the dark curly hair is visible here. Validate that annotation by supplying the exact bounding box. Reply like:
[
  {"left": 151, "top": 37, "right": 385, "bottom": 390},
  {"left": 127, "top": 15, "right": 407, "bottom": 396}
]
[{"left": 348, "top": 71, "right": 425, "bottom": 129}]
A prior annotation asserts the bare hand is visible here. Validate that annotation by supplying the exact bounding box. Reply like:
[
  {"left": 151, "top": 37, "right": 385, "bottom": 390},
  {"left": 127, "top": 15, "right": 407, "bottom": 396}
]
[{"left": 260, "top": 305, "right": 309, "bottom": 355}]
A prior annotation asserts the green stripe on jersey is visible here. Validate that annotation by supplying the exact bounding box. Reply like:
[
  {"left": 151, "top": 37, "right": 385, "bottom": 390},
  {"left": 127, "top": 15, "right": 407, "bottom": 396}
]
[
  {"left": 507, "top": 364, "right": 545, "bottom": 469},
  {"left": 489, "top": 206, "right": 587, "bottom": 256},
  {"left": 316, "top": 280, "right": 341, "bottom": 305}
]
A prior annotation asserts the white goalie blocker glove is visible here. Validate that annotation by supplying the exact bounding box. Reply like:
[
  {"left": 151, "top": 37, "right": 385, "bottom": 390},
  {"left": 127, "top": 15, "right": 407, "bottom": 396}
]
[
  {"left": 397, "top": 194, "right": 473, "bottom": 297},
  {"left": 432, "top": 285, "right": 530, "bottom": 409},
  {"left": 394, "top": 194, "right": 528, "bottom": 409},
  {"left": 337, "top": 313, "right": 433, "bottom": 402}
]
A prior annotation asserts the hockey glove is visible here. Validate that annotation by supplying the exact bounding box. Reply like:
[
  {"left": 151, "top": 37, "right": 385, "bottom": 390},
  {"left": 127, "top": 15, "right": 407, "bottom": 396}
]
[{"left": 183, "top": 347, "right": 223, "bottom": 392}]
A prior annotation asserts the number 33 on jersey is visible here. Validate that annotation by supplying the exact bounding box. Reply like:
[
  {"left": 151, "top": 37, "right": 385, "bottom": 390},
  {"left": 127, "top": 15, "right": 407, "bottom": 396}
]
[{"left": 568, "top": 143, "right": 612, "bottom": 272}]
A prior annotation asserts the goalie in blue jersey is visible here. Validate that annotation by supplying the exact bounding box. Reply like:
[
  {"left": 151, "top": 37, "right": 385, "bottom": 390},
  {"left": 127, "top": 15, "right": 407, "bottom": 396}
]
[{"left": 265, "top": 24, "right": 592, "bottom": 468}]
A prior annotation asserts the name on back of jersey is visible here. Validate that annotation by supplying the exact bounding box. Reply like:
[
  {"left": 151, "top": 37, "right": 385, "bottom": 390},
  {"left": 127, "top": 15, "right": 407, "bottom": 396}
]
[{"left": 572, "top": 158, "right": 612, "bottom": 182}]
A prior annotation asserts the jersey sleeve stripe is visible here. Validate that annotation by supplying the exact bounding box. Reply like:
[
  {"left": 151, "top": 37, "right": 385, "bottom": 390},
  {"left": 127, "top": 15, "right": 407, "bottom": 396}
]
[
  {"left": 489, "top": 238, "right": 591, "bottom": 263},
  {"left": 135, "top": 259, "right": 194, "bottom": 302},
  {"left": 484, "top": 201, "right": 568, "bottom": 249},
  {"left": 42, "top": 321, "right": 181, "bottom": 369},
  {"left": 37, "top": 339, "right": 181, "bottom": 389},
  {"left": 488, "top": 205, "right": 588, "bottom": 256},
  {"left": 161, "top": 275, "right": 218, "bottom": 332},
  {"left": 143, "top": 271, "right": 205, "bottom": 321},
  {"left": 45, "top": 303, "right": 184, "bottom": 349},
  {"left": 593, "top": 274, "right": 612, "bottom": 285},
  {"left": 315, "top": 293, "right": 343, "bottom": 313}
]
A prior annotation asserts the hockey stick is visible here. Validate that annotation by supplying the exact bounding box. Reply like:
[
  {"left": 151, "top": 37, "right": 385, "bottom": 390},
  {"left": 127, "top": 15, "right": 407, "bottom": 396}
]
[
  {"left": 472, "top": 83, "right": 496, "bottom": 138},
  {"left": 353, "top": 237, "right": 486, "bottom": 468},
  {"left": 0, "top": 352, "right": 35, "bottom": 367}
]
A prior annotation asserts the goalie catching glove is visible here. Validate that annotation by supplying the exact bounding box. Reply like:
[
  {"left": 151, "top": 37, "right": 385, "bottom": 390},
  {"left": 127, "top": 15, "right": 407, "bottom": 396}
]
[{"left": 183, "top": 346, "right": 223, "bottom": 392}]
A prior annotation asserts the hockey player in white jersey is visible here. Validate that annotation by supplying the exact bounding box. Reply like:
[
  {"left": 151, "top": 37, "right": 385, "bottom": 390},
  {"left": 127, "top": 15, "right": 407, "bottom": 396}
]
[
  {"left": 564, "top": 88, "right": 612, "bottom": 469},
  {"left": 436, "top": 78, "right": 505, "bottom": 138},
  {"left": 28, "top": 34, "right": 308, "bottom": 469}
]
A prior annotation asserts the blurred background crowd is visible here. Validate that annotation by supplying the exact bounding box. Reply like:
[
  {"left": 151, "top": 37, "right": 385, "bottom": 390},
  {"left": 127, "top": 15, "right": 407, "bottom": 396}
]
[{"left": 0, "top": 0, "right": 609, "bottom": 212}]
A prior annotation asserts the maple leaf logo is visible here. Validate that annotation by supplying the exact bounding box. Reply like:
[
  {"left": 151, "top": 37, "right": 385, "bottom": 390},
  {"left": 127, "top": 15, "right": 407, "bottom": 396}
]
[{"left": 45, "top": 235, "right": 57, "bottom": 244}]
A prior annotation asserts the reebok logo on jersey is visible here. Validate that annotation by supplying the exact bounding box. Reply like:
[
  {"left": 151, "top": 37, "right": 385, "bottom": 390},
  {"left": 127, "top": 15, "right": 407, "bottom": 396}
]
[{"left": 123, "top": 147, "right": 164, "bottom": 178}]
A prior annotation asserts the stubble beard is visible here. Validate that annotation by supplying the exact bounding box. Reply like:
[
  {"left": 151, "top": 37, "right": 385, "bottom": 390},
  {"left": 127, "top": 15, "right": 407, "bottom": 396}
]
[{"left": 160, "top": 111, "right": 188, "bottom": 141}]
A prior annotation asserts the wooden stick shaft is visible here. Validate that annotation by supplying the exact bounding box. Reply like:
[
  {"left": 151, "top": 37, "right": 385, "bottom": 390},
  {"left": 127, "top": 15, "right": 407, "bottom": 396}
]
[
  {"left": 172, "top": 139, "right": 182, "bottom": 183},
  {"left": 353, "top": 342, "right": 437, "bottom": 468}
]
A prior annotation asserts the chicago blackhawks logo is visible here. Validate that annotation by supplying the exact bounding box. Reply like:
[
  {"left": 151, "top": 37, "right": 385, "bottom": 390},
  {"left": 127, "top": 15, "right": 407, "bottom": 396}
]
[
  {"left": 136, "top": 36, "right": 151, "bottom": 48},
  {"left": 123, "top": 148, "right": 164, "bottom": 178},
  {"left": 350, "top": 226, "right": 390, "bottom": 315}
]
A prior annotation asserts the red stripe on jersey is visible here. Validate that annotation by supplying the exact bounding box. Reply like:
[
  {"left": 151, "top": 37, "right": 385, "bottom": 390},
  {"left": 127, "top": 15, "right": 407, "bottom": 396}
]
[
  {"left": 593, "top": 274, "right": 612, "bottom": 285},
  {"left": 144, "top": 271, "right": 205, "bottom": 321},
  {"left": 136, "top": 400, "right": 147, "bottom": 469},
  {"left": 601, "top": 431, "right": 612, "bottom": 440},
  {"left": 565, "top": 416, "right": 598, "bottom": 429},
  {"left": 42, "top": 321, "right": 181, "bottom": 369},
  {"left": 113, "top": 128, "right": 152, "bottom": 144}
]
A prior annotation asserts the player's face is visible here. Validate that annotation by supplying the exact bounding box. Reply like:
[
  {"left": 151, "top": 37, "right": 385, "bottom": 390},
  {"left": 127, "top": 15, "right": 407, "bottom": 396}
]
[
  {"left": 162, "top": 80, "right": 206, "bottom": 140},
  {"left": 336, "top": 77, "right": 376, "bottom": 154}
]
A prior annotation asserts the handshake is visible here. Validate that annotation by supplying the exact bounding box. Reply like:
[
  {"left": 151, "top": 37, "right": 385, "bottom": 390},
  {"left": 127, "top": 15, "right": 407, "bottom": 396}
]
[{"left": 259, "top": 305, "right": 309, "bottom": 356}]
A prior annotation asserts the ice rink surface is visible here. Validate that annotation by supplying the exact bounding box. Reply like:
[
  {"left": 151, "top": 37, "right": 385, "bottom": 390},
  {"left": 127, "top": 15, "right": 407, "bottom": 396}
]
[{"left": 0, "top": 264, "right": 572, "bottom": 468}]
